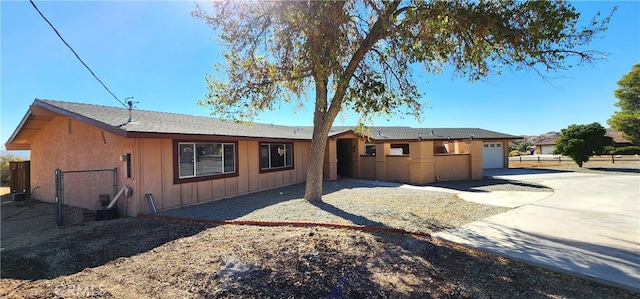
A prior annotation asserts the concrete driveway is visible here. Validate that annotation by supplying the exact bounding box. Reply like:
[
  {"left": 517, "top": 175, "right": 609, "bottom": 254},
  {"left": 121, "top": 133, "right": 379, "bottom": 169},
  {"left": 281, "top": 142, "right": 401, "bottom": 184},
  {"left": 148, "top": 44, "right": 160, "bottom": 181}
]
[{"left": 435, "top": 168, "right": 640, "bottom": 292}]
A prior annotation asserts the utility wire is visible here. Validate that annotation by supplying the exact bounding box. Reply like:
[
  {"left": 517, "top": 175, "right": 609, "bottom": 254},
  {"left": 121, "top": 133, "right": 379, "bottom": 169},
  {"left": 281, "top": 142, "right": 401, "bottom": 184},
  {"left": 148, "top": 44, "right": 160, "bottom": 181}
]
[{"left": 29, "top": 0, "right": 126, "bottom": 107}]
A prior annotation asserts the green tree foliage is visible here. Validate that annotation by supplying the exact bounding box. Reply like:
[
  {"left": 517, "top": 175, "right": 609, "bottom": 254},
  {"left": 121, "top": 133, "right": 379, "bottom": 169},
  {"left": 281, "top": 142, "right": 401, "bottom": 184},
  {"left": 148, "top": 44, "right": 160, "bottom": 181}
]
[
  {"left": 612, "top": 145, "right": 640, "bottom": 155},
  {"left": 1, "top": 153, "right": 23, "bottom": 185},
  {"left": 515, "top": 141, "right": 534, "bottom": 154},
  {"left": 608, "top": 63, "right": 640, "bottom": 145},
  {"left": 194, "top": 0, "right": 613, "bottom": 201},
  {"left": 554, "top": 123, "right": 613, "bottom": 167}
]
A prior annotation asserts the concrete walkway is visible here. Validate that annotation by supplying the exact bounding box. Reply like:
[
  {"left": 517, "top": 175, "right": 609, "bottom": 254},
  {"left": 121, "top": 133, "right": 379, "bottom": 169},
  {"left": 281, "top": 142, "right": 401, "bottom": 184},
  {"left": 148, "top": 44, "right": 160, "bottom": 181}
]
[{"left": 435, "top": 169, "right": 640, "bottom": 292}]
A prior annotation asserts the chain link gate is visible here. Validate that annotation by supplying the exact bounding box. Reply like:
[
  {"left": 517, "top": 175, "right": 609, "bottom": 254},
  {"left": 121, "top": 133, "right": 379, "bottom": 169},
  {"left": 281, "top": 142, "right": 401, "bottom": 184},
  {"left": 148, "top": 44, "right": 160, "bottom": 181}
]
[{"left": 55, "top": 168, "right": 117, "bottom": 226}]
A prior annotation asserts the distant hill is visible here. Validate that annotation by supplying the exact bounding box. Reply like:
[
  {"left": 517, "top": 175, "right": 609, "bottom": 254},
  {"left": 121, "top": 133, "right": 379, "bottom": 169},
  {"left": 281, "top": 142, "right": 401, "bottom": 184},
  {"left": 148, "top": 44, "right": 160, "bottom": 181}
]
[
  {"left": 515, "top": 128, "right": 632, "bottom": 146},
  {"left": 514, "top": 132, "right": 561, "bottom": 145}
]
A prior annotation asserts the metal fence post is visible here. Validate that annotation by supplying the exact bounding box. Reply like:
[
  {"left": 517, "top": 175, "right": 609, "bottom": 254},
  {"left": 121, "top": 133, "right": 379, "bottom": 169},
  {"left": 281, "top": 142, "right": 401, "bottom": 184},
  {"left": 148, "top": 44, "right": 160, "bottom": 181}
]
[
  {"left": 55, "top": 168, "right": 62, "bottom": 226},
  {"left": 113, "top": 167, "right": 118, "bottom": 198}
]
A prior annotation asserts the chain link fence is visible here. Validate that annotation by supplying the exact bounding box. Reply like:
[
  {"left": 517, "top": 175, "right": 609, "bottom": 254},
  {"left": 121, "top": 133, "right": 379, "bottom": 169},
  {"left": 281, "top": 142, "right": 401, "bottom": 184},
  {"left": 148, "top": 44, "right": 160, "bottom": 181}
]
[{"left": 55, "top": 168, "right": 117, "bottom": 226}]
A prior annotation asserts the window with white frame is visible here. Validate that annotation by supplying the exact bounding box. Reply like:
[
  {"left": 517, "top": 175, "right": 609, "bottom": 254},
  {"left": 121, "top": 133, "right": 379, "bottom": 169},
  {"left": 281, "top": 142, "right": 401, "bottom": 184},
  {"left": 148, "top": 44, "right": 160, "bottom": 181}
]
[
  {"left": 178, "top": 142, "right": 235, "bottom": 178},
  {"left": 260, "top": 143, "right": 293, "bottom": 170}
]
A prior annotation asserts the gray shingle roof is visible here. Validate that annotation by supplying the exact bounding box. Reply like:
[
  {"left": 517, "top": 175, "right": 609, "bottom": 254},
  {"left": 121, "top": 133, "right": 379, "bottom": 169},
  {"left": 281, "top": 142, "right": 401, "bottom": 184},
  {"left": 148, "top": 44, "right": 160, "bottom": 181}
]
[
  {"left": 37, "top": 99, "right": 318, "bottom": 140},
  {"left": 356, "top": 127, "right": 519, "bottom": 140},
  {"left": 36, "top": 99, "right": 519, "bottom": 141}
]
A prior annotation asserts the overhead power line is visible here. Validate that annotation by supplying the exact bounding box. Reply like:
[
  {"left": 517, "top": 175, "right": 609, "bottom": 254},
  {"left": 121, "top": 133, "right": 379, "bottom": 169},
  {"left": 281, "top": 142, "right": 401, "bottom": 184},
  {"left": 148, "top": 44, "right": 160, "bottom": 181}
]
[{"left": 29, "top": 0, "right": 126, "bottom": 107}]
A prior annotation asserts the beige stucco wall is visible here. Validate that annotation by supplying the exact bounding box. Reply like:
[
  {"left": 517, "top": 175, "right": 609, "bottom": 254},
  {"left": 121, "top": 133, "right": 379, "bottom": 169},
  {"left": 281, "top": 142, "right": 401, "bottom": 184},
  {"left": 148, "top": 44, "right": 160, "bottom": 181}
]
[
  {"left": 135, "top": 139, "right": 310, "bottom": 214},
  {"left": 359, "top": 156, "right": 376, "bottom": 179},
  {"left": 386, "top": 156, "right": 410, "bottom": 183},
  {"left": 361, "top": 140, "right": 484, "bottom": 184},
  {"left": 433, "top": 154, "right": 471, "bottom": 181},
  {"left": 29, "top": 116, "right": 136, "bottom": 214},
  {"left": 408, "top": 141, "right": 435, "bottom": 184}
]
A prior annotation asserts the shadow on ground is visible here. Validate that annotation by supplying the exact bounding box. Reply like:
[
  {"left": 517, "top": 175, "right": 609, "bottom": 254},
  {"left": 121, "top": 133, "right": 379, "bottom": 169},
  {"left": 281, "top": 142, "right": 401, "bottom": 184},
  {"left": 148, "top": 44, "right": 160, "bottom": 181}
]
[
  {"left": 156, "top": 180, "right": 381, "bottom": 220},
  {"left": 588, "top": 167, "right": 640, "bottom": 174},
  {"left": 310, "top": 201, "right": 389, "bottom": 228},
  {"left": 428, "top": 178, "right": 551, "bottom": 193}
]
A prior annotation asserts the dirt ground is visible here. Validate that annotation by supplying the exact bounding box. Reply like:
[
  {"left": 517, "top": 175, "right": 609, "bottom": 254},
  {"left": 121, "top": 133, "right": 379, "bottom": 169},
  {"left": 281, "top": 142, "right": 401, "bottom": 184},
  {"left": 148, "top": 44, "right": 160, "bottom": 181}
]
[
  {"left": 1, "top": 217, "right": 637, "bottom": 299},
  {"left": 1, "top": 167, "right": 638, "bottom": 298}
]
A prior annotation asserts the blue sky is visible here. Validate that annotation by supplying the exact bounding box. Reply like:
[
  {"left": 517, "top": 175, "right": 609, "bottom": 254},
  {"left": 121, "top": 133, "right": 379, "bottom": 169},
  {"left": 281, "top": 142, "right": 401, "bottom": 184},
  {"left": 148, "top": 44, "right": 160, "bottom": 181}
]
[{"left": 2, "top": 1, "right": 639, "bottom": 152}]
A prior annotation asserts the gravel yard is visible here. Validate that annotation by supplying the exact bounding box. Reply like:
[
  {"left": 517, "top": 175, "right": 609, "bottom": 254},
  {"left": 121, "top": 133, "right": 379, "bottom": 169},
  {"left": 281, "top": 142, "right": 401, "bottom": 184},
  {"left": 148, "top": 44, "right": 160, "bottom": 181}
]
[
  {"left": 2, "top": 178, "right": 637, "bottom": 298},
  {"left": 158, "top": 180, "right": 517, "bottom": 232}
]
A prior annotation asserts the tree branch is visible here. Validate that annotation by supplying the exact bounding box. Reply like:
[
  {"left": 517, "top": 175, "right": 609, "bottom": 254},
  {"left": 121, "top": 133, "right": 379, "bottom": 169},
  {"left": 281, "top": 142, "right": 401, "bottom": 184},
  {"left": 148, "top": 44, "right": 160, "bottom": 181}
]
[{"left": 327, "top": 1, "right": 401, "bottom": 119}]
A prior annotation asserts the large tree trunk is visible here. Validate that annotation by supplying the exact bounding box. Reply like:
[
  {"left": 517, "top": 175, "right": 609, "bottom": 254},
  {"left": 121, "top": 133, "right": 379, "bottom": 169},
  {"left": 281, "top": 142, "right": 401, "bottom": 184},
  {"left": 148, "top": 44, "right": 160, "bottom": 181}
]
[
  {"left": 304, "top": 78, "right": 338, "bottom": 202},
  {"left": 304, "top": 125, "right": 331, "bottom": 202}
]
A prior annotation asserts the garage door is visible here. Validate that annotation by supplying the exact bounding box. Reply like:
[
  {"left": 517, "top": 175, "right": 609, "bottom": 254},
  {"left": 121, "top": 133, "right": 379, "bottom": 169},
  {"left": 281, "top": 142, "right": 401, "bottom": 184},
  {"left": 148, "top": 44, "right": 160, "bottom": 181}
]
[
  {"left": 540, "top": 145, "right": 555, "bottom": 155},
  {"left": 483, "top": 142, "right": 504, "bottom": 169}
]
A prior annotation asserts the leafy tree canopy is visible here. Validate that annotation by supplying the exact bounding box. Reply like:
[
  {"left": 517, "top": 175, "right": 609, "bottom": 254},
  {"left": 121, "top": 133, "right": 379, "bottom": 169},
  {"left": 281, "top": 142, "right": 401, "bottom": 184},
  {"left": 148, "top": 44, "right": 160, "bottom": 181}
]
[
  {"left": 194, "top": 0, "right": 614, "bottom": 201},
  {"left": 608, "top": 63, "right": 640, "bottom": 144},
  {"left": 553, "top": 122, "right": 613, "bottom": 167}
]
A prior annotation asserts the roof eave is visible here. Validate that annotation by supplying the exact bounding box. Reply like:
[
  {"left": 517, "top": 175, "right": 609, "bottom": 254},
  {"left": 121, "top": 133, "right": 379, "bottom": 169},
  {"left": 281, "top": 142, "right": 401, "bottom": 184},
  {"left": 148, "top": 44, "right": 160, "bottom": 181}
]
[
  {"left": 32, "top": 99, "right": 128, "bottom": 138},
  {"left": 4, "top": 109, "right": 34, "bottom": 149}
]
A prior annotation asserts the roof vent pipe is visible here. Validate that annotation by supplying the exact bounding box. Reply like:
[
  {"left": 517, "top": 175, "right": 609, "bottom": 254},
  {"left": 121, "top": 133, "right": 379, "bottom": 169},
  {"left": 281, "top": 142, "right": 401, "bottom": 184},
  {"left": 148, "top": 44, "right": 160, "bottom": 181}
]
[
  {"left": 126, "top": 99, "right": 134, "bottom": 122},
  {"left": 117, "top": 97, "right": 135, "bottom": 128}
]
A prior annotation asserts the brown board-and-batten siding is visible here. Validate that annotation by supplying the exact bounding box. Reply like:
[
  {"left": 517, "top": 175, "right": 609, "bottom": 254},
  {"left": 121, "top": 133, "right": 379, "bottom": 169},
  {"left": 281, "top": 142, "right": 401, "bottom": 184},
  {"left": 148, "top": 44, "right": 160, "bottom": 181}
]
[{"left": 136, "top": 138, "right": 310, "bottom": 214}]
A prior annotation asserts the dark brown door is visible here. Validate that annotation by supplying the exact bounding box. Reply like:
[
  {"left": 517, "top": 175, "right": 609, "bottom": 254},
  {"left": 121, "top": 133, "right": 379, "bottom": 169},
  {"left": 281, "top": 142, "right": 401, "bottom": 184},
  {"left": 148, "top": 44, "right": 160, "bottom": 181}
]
[{"left": 337, "top": 139, "right": 352, "bottom": 177}]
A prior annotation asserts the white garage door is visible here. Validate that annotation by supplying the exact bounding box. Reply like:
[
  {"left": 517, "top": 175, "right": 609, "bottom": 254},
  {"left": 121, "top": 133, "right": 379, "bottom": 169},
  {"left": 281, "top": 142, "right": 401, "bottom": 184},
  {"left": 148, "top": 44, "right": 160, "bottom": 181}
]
[
  {"left": 540, "top": 145, "right": 555, "bottom": 155},
  {"left": 483, "top": 142, "right": 504, "bottom": 169}
]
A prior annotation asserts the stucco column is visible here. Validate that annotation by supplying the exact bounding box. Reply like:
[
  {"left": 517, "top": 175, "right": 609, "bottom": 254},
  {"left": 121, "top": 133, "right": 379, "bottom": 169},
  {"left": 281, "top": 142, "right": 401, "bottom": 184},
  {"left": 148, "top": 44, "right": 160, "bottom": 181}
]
[
  {"left": 323, "top": 139, "right": 338, "bottom": 181},
  {"left": 375, "top": 143, "right": 390, "bottom": 181},
  {"left": 468, "top": 140, "right": 483, "bottom": 180},
  {"left": 351, "top": 138, "right": 364, "bottom": 178},
  {"left": 409, "top": 141, "right": 435, "bottom": 184}
]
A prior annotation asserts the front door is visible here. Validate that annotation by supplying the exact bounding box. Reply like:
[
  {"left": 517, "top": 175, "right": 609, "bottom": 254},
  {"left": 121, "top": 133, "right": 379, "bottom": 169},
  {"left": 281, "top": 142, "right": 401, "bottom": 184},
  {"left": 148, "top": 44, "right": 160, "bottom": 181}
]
[{"left": 337, "top": 139, "right": 352, "bottom": 178}]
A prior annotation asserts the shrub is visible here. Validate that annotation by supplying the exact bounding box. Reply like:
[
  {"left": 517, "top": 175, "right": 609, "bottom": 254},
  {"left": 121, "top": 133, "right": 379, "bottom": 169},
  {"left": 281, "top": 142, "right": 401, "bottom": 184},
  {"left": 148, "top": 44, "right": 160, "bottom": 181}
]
[
  {"left": 509, "top": 150, "right": 521, "bottom": 157},
  {"left": 613, "top": 146, "right": 640, "bottom": 155}
]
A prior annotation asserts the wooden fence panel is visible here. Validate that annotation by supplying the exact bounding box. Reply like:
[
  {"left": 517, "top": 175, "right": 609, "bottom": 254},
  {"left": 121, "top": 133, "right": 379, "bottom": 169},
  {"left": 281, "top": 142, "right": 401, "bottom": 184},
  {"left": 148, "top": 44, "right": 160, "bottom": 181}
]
[{"left": 9, "top": 161, "right": 30, "bottom": 197}]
